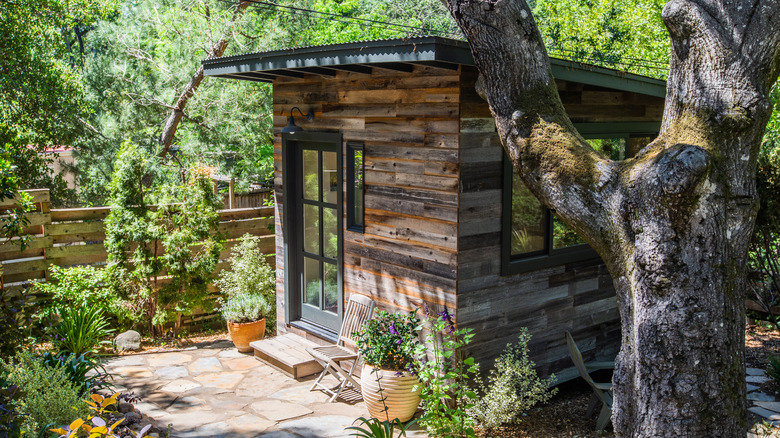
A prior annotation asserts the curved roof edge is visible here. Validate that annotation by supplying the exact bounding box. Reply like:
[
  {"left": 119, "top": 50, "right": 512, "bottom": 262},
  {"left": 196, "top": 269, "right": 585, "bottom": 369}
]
[{"left": 203, "top": 36, "right": 666, "bottom": 98}]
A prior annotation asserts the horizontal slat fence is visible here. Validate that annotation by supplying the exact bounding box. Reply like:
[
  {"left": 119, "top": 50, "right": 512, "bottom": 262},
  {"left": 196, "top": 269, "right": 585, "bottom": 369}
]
[{"left": 0, "top": 189, "right": 275, "bottom": 331}]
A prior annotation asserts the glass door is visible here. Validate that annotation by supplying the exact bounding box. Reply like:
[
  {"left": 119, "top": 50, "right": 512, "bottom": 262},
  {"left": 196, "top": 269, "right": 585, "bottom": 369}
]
[{"left": 298, "top": 144, "right": 341, "bottom": 328}]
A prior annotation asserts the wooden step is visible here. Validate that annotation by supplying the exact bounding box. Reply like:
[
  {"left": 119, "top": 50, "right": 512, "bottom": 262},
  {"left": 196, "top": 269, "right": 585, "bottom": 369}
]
[{"left": 250, "top": 333, "right": 324, "bottom": 379}]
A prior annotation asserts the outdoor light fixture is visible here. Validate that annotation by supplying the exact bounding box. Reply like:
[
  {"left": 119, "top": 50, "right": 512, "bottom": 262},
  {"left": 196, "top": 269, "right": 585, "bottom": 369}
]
[{"left": 281, "top": 107, "right": 314, "bottom": 133}]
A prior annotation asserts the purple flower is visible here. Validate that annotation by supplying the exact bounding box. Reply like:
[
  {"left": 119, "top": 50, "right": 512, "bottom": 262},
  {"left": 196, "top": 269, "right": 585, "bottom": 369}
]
[
  {"left": 396, "top": 339, "right": 402, "bottom": 344},
  {"left": 389, "top": 324, "right": 398, "bottom": 336}
]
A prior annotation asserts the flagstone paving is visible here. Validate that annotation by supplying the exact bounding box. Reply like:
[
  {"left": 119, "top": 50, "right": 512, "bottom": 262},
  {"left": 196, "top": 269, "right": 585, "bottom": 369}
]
[{"left": 103, "top": 340, "right": 427, "bottom": 438}]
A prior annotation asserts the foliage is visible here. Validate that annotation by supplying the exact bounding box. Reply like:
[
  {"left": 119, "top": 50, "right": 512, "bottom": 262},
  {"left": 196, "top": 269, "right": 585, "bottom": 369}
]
[
  {"left": 767, "top": 354, "right": 780, "bottom": 388},
  {"left": 0, "top": 288, "right": 49, "bottom": 361},
  {"left": 0, "top": 148, "right": 33, "bottom": 249},
  {"left": 748, "top": 230, "right": 780, "bottom": 332},
  {"left": 345, "top": 416, "right": 416, "bottom": 438},
  {"left": 0, "top": 375, "right": 25, "bottom": 438},
  {"left": 219, "top": 293, "right": 271, "bottom": 324},
  {"left": 50, "top": 393, "right": 152, "bottom": 438},
  {"left": 415, "top": 307, "right": 478, "bottom": 438},
  {"left": 355, "top": 310, "right": 420, "bottom": 373},
  {"left": 152, "top": 165, "right": 225, "bottom": 329},
  {"left": 0, "top": 0, "right": 116, "bottom": 207},
  {"left": 0, "top": 350, "right": 90, "bottom": 437},
  {"left": 34, "top": 265, "right": 132, "bottom": 326},
  {"left": 41, "top": 352, "right": 111, "bottom": 396},
  {"left": 51, "top": 305, "right": 114, "bottom": 357},
  {"left": 215, "top": 234, "right": 275, "bottom": 331},
  {"left": 532, "top": 0, "right": 669, "bottom": 78},
  {"left": 469, "top": 329, "right": 557, "bottom": 429},
  {"left": 105, "top": 142, "right": 224, "bottom": 335}
]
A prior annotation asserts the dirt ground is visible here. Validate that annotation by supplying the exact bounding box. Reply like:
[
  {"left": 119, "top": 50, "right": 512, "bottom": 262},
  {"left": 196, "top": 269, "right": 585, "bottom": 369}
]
[{"left": 115, "top": 321, "right": 780, "bottom": 437}]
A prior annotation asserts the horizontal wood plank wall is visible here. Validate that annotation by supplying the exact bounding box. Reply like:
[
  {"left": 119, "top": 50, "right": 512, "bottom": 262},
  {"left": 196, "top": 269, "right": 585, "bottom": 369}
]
[
  {"left": 1, "top": 190, "right": 275, "bottom": 330},
  {"left": 456, "top": 66, "right": 661, "bottom": 381},
  {"left": 272, "top": 66, "right": 461, "bottom": 336}
]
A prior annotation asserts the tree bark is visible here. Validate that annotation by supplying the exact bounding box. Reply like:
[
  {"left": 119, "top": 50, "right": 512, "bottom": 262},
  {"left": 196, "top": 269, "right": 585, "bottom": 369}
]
[
  {"left": 158, "top": 0, "right": 251, "bottom": 159},
  {"left": 442, "top": 0, "right": 780, "bottom": 436}
]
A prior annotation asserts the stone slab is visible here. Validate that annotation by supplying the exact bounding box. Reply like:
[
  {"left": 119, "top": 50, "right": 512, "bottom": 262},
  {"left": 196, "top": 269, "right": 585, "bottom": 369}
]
[
  {"left": 251, "top": 400, "right": 313, "bottom": 422},
  {"left": 189, "top": 357, "right": 223, "bottom": 374},
  {"left": 160, "top": 379, "right": 201, "bottom": 393},
  {"left": 276, "top": 415, "right": 356, "bottom": 438},
  {"left": 147, "top": 352, "right": 193, "bottom": 367},
  {"left": 749, "top": 392, "right": 776, "bottom": 402},
  {"left": 747, "top": 375, "right": 771, "bottom": 384},
  {"left": 194, "top": 372, "right": 245, "bottom": 389},
  {"left": 748, "top": 367, "right": 767, "bottom": 376},
  {"left": 224, "top": 356, "right": 263, "bottom": 371},
  {"left": 155, "top": 366, "right": 189, "bottom": 380},
  {"left": 754, "top": 401, "right": 780, "bottom": 413},
  {"left": 750, "top": 406, "right": 780, "bottom": 421}
]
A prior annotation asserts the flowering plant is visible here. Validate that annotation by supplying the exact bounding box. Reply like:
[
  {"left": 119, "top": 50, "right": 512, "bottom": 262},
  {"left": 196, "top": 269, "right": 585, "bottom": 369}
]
[{"left": 354, "top": 310, "right": 420, "bottom": 373}]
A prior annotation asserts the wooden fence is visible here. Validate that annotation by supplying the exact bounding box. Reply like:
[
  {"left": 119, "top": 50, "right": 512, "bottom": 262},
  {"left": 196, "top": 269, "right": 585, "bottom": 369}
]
[{"left": 0, "top": 189, "right": 275, "bottom": 329}]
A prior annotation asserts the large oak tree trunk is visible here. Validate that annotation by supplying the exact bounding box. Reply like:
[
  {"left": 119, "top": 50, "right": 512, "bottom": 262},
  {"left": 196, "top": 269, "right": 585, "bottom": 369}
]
[{"left": 442, "top": 0, "right": 780, "bottom": 436}]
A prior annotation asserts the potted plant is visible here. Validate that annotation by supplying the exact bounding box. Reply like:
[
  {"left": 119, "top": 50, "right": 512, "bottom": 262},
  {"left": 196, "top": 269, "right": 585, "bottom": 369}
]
[
  {"left": 355, "top": 310, "right": 422, "bottom": 423},
  {"left": 219, "top": 292, "right": 271, "bottom": 352},
  {"left": 215, "top": 234, "right": 276, "bottom": 352}
]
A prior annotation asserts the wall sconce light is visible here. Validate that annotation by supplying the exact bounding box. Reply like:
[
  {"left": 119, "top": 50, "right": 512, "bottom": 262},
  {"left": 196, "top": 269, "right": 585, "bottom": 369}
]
[{"left": 281, "top": 107, "right": 314, "bottom": 133}]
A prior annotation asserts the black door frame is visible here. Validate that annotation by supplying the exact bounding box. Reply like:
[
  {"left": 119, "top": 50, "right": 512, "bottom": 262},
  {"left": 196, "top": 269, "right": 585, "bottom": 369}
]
[{"left": 281, "top": 131, "right": 343, "bottom": 338}]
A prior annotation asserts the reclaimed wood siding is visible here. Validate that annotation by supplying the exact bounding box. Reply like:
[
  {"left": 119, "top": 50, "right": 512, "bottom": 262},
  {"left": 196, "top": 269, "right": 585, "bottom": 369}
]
[
  {"left": 456, "top": 66, "right": 661, "bottom": 381},
  {"left": 272, "top": 66, "right": 461, "bottom": 332}
]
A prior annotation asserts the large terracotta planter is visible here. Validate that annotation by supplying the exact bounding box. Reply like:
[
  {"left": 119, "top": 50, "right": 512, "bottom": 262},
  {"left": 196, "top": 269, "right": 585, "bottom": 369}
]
[
  {"left": 361, "top": 364, "right": 421, "bottom": 422},
  {"left": 227, "top": 318, "right": 266, "bottom": 352}
]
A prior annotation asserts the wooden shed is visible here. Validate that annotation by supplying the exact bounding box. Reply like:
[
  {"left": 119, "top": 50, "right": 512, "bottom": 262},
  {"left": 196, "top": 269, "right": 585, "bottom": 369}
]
[{"left": 203, "top": 37, "right": 666, "bottom": 381}]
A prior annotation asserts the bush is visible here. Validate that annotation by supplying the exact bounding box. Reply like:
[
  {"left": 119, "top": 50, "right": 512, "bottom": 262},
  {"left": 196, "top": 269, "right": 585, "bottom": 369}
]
[
  {"left": 41, "top": 352, "right": 111, "bottom": 396},
  {"left": 52, "top": 305, "right": 114, "bottom": 356},
  {"left": 219, "top": 293, "right": 271, "bottom": 324},
  {"left": 0, "top": 375, "right": 24, "bottom": 438},
  {"left": 1, "top": 350, "right": 90, "bottom": 436},
  {"left": 354, "top": 310, "right": 420, "bottom": 372},
  {"left": 469, "top": 328, "right": 557, "bottom": 429},
  {"left": 767, "top": 354, "right": 780, "bottom": 387},
  {"left": 34, "top": 265, "right": 132, "bottom": 326},
  {"left": 50, "top": 393, "right": 152, "bottom": 438},
  {"left": 0, "top": 287, "right": 47, "bottom": 361},
  {"left": 215, "top": 234, "right": 276, "bottom": 333}
]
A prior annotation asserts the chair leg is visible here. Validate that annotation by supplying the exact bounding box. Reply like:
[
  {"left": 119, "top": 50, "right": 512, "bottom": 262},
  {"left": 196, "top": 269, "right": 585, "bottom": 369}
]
[
  {"left": 309, "top": 358, "right": 330, "bottom": 391},
  {"left": 596, "top": 403, "right": 611, "bottom": 432},
  {"left": 586, "top": 392, "right": 600, "bottom": 418}
]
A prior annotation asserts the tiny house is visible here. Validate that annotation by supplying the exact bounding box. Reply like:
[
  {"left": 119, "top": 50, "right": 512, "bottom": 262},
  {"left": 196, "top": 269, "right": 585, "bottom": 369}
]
[{"left": 203, "top": 37, "right": 666, "bottom": 381}]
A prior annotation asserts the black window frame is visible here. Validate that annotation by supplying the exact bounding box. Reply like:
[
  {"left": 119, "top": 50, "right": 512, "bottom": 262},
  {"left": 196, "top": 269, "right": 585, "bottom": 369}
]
[
  {"left": 501, "top": 122, "right": 660, "bottom": 276},
  {"left": 346, "top": 142, "right": 365, "bottom": 232}
]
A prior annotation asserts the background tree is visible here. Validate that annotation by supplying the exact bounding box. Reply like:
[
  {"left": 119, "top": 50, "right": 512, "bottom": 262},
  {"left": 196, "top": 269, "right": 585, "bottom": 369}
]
[{"left": 442, "top": 0, "right": 780, "bottom": 436}]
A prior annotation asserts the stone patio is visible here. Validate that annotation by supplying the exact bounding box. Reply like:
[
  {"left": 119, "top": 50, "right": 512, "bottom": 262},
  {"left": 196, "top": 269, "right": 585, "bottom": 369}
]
[{"left": 103, "top": 339, "right": 427, "bottom": 438}]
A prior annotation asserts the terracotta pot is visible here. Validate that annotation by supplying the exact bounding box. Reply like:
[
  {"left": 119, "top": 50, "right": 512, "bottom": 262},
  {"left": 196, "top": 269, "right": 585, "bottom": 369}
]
[
  {"left": 226, "top": 318, "right": 266, "bottom": 352},
  {"left": 361, "top": 364, "right": 421, "bottom": 422}
]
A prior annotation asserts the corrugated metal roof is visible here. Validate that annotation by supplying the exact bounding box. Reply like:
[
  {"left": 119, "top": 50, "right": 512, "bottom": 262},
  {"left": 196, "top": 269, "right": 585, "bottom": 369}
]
[{"left": 203, "top": 36, "right": 666, "bottom": 97}]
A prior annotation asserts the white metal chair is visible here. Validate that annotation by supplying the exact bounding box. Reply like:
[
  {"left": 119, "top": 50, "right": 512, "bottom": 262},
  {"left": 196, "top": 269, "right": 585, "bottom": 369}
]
[
  {"left": 307, "top": 294, "right": 375, "bottom": 402},
  {"left": 565, "top": 331, "right": 615, "bottom": 432}
]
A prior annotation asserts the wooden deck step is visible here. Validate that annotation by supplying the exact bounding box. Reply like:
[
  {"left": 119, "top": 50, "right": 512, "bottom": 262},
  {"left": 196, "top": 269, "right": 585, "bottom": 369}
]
[{"left": 250, "top": 333, "right": 323, "bottom": 379}]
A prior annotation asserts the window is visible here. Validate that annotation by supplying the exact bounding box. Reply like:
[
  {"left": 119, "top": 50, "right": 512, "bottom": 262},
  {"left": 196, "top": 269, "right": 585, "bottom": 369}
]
[
  {"left": 502, "top": 123, "right": 658, "bottom": 275},
  {"left": 346, "top": 142, "right": 364, "bottom": 232}
]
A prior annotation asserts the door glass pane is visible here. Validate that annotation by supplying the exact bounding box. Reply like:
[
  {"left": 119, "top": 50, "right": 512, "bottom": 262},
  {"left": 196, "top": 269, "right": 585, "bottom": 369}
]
[
  {"left": 323, "top": 206, "right": 338, "bottom": 259},
  {"left": 303, "top": 149, "right": 319, "bottom": 201},
  {"left": 510, "top": 173, "right": 546, "bottom": 256},
  {"left": 322, "top": 151, "right": 338, "bottom": 205},
  {"left": 303, "top": 204, "right": 320, "bottom": 255},
  {"left": 323, "top": 262, "right": 338, "bottom": 314},
  {"left": 303, "top": 257, "right": 320, "bottom": 307}
]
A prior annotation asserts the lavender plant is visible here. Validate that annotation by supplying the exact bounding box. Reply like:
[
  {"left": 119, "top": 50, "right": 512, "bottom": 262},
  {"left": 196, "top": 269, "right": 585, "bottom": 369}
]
[
  {"left": 415, "top": 306, "right": 478, "bottom": 438},
  {"left": 354, "top": 310, "right": 420, "bottom": 372}
]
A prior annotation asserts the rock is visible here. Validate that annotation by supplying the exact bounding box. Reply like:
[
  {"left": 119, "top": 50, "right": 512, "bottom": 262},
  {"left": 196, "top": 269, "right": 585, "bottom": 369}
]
[
  {"left": 118, "top": 402, "right": 135, "bottom": 413},
  {"left": 124, "top": 411, "right": 143, "bottom": 424},
  {"left": 115, "top": 330, "right": 142, "bottom": 351}
]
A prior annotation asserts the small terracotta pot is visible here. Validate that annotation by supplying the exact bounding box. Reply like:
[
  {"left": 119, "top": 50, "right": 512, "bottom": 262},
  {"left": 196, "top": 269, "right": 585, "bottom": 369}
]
[
  {"left": 361, "top": 364, "right": 421, "bottom": 422},
  {"left": 226, "top": 318, "right": 266, "bottom": 352}
]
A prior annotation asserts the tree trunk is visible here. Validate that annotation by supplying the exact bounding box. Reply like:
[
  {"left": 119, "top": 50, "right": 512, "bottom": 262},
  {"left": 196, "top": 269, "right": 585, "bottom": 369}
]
[
  {"left": 442, "top": 0, "right": 780, "bottom": 436},
  {"left": 158, "top": 0, "right": 251, "bottom": 159}
]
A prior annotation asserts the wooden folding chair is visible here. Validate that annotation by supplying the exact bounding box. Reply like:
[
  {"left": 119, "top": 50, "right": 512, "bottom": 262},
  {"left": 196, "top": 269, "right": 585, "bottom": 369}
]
[
  {"left": 565, "top": 331, "right": 615, "bottom": 432},
  {"left": 307, "top": 294, "right": 375, "bottom": 402}
]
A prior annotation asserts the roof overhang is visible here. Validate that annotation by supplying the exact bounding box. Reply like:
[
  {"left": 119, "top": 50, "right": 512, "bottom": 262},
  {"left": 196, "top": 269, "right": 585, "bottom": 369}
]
[{"left": 203, "top": 36, "right": 666, "bottom": 98}]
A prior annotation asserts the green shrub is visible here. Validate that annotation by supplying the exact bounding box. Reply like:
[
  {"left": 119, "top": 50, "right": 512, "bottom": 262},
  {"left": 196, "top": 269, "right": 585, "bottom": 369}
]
[
  {"left": 767, "top": 354, "right": 780, "bottom": 386},
  {"left": 41, "top": 352, "right": 111, "bottom": 396},
  {"left": 1, "top": 350, "right": 90, "bottom": 436},
  {"left": 52, "top": 305, "right": 114, "bottom": 356},
  {"left": 219, "top": 293, "right": 271, "bottom": 323},
  {"left": 469, "top": 328, "right": 557, "bottom": 429},
  {"left": 34, "top": 265, "right": 132, "bottom": 326},
  {"left": 215, "top": 234, "right": 276, "bottom": 333}
]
